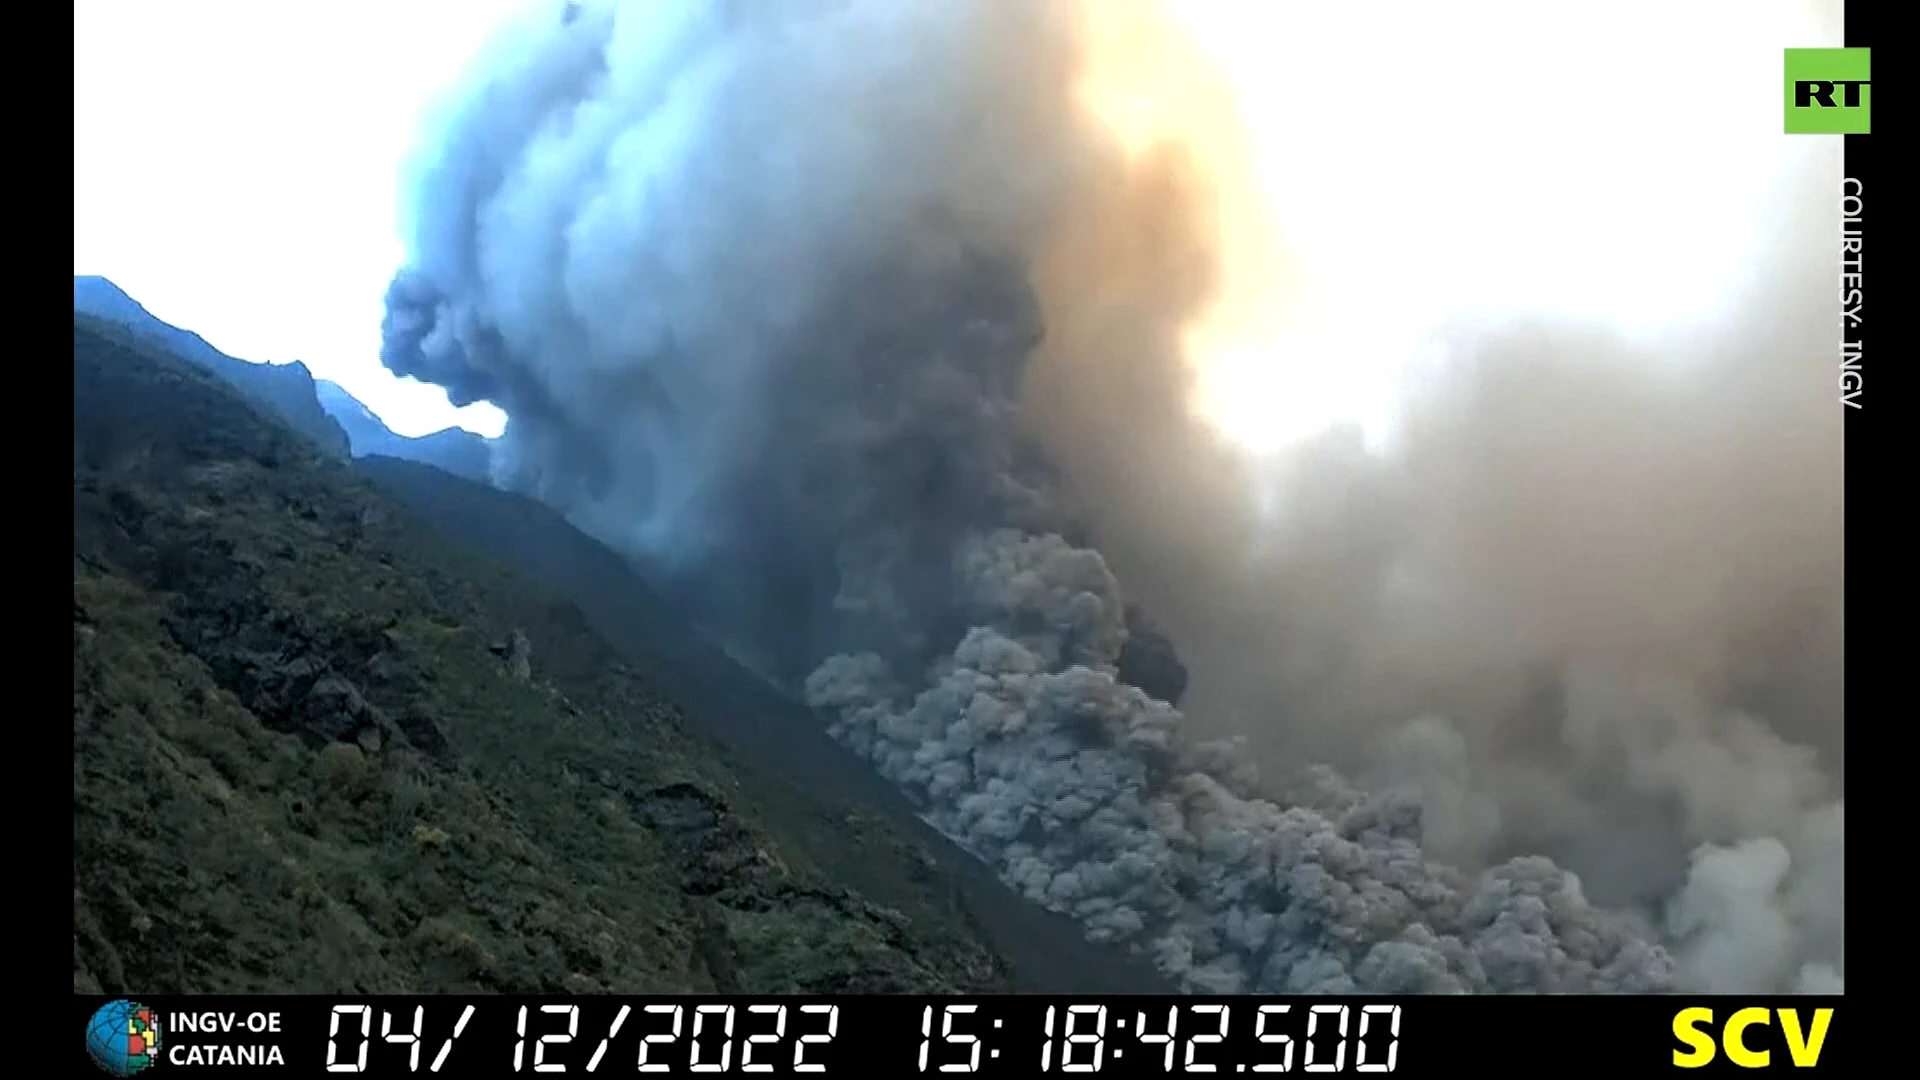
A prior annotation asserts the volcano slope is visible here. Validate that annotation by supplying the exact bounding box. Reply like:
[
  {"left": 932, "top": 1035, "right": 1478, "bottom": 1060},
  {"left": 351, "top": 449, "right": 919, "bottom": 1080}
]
[{"left": 73, "top": 315, "right": 1166, "bottom": 994}]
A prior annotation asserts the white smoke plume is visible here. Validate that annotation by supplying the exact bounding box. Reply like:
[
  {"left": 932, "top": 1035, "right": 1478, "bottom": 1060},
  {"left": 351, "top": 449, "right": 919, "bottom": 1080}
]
[{"left": 384, "top": 0, "right": 1842, "bottom": 993}]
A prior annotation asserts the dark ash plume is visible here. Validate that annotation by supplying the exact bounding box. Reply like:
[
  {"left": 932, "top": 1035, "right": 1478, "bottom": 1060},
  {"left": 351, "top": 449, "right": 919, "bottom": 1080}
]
[{"left": 384, "top": 0, "right": 1839, "bottom": 993}]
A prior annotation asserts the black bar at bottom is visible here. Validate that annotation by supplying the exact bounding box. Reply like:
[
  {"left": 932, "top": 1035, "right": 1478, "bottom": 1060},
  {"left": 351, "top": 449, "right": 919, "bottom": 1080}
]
[{"left": 77, "top": 994, "right": 1844, "bottom": 1075}]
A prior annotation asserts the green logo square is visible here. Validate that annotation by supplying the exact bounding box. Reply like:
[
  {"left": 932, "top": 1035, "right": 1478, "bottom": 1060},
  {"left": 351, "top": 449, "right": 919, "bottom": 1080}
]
[{"left": 1785, "top": 48, "right": 1869, "bottom": 134}]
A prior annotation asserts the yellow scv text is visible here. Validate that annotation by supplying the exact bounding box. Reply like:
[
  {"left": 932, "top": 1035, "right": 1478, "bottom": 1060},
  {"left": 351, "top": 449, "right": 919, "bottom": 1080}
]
[{"left": 1672, "top": 1007, "right": 1833, "bottom": 1068}]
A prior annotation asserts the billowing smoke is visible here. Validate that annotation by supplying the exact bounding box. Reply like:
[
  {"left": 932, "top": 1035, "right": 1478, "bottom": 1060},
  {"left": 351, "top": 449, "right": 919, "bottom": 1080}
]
[{"left": 384, "top": 0, "right": 1841, "bottom": 994}]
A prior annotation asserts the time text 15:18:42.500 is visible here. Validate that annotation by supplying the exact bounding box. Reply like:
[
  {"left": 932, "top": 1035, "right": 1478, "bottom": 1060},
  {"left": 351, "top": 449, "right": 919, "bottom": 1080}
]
[{"left": 917, "top": 1003, "right": 1403, "bottom": 1074}]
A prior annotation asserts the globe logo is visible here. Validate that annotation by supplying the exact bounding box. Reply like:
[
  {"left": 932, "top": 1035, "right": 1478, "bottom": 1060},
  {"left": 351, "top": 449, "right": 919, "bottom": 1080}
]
[{"left": 86, "top": 999, "right": 162, "bottom": 1076}]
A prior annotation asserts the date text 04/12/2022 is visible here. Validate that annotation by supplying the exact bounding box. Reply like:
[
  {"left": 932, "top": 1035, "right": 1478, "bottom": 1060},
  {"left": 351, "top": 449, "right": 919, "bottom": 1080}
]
[{"left": 316, "top": 1000, "right": 1402, "bottom": 1074}]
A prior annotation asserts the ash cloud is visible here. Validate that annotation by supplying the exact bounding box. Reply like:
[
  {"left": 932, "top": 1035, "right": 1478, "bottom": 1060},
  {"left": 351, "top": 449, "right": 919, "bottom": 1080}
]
[
  {"left": 1092, "top": 175, "right": 1848, "bottom": 993},
  {"left": 385, "top": 0, "right": 1841, "bottom": 993}
]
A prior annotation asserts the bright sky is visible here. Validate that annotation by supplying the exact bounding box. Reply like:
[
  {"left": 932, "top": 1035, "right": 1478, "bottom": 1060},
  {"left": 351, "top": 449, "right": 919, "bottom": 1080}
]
[
  {"left": 75, "top": 0, "right": 1841, "bottom": 447},
  {"left": 74, "top": 0, "right": 528, "bottom": 438}
]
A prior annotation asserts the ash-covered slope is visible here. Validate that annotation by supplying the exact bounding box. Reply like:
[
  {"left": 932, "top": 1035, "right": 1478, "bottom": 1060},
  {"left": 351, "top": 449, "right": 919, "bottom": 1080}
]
[{"left": 76, "top": 316, "right": 1164, "bottom": 994}]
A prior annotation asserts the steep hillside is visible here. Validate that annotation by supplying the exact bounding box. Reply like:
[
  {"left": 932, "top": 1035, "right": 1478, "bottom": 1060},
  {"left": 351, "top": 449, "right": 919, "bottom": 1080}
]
[
  {"left": 74, "top": 277, "right": 351, "bottom": 459},
  {"left": 355, "top": 454, "right": 1170, "bottom": 993},
  {"left": 74, "top": 318, "right": 1041, "bottom": 995}
]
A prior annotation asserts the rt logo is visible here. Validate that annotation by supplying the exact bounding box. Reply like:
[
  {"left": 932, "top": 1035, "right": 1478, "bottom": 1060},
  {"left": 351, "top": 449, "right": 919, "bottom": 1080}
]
[
  {"left": 1672, "top": 1007, "right": 1834, "bottom": 1069},
  {"left": 1785, "top": 48, "right": 1870, "bottom": 133}
]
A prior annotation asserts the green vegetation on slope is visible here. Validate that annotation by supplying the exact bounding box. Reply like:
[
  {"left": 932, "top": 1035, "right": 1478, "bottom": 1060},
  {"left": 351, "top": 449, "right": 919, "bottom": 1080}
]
[{"left": 73, "top": 317, "right": 1011, "bottom": 995}]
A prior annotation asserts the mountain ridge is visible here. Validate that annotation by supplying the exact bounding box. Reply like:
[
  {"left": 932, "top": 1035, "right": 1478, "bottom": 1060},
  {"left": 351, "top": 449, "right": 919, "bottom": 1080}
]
[
  {"left": 73, "top": 276, "right": 351, "bottom": 460},
  {"left": 316, "top": 379, "right": 495, "bottom": 485},
  {"left": 73, "top": 275, "right": 494, "bottom": 483}
]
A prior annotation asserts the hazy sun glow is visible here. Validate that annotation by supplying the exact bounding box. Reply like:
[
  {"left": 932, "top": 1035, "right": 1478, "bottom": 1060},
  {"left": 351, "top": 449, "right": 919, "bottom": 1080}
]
[{"left": 1075, "top": 0, "right": 1839, "bottom": 454}]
